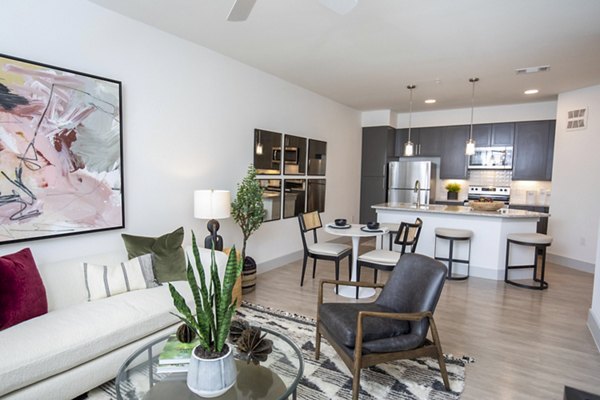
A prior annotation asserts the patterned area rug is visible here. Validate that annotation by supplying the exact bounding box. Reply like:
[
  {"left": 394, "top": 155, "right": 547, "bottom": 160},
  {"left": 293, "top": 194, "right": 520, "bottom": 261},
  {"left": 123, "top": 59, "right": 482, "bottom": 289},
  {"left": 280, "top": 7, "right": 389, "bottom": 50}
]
[{"left": 89, "top": 302, "right": 473, "bottom": 400}]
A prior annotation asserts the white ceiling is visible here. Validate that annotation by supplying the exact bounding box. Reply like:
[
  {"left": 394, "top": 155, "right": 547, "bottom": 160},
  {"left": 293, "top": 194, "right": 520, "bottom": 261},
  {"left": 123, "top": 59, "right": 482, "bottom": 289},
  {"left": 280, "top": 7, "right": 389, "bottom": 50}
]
[{"left": 89, "top": 0, "right": 600, "bottom": 112}]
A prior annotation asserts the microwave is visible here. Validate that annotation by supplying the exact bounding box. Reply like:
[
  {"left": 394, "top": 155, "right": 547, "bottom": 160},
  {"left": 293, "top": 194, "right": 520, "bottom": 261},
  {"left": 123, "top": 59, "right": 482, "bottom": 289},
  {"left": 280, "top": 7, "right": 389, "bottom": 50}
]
[{"left": 468, "top": 146, "right": 513, "bottom": 170}]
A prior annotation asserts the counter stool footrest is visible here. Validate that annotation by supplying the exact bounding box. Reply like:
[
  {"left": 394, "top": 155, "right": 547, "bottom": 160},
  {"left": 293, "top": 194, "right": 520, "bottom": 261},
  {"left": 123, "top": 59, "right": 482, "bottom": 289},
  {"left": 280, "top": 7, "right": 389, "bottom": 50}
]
[
  {"left": 435, "top": 256, "right": 470, "bottom": 265},
  {"left": 506, "top": 279, "right": 549, "bottom": 290}
]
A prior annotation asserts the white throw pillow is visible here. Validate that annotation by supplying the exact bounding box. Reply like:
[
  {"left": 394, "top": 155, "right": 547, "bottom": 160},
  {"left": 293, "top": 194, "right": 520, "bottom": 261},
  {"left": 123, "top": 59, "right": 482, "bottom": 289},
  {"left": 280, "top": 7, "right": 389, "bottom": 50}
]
[{"left": 83, "top": 254, "right": 158, "bottom": 301}]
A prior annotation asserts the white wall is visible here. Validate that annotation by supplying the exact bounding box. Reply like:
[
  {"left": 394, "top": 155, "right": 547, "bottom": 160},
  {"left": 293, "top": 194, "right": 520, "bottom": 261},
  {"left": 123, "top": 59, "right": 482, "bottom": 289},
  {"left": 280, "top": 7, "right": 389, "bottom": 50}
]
[
  {"left": 0, "top": 0, "right": 362, "bottom": 270},
  {"left": 549, "top": 85, "right": 600, "bottom": 266},
  {"left": 362, "top": 101, "right": 557, "bottom": 128}
]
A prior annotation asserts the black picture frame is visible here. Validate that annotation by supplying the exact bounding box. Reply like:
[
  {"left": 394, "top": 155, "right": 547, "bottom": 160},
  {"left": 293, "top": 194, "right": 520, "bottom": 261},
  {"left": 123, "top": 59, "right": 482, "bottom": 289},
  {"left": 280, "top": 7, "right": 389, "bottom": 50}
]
[{"left": 0, "top": 53, "right": 124, "bottom": 245}]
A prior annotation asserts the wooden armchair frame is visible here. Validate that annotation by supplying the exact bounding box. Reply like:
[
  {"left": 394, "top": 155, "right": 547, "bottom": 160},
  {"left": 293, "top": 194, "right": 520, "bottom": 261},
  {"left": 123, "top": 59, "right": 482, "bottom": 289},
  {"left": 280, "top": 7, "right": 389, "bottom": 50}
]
[{"left": 316, "top": 279, "right": 450, "bottom": 400}]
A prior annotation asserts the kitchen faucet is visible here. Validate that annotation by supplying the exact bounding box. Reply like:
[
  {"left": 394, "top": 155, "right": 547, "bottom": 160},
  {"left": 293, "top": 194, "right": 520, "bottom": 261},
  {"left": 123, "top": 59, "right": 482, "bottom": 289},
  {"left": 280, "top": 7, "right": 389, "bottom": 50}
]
[{"left": 414, "top": 180, "right": 421, "bottom": 207}]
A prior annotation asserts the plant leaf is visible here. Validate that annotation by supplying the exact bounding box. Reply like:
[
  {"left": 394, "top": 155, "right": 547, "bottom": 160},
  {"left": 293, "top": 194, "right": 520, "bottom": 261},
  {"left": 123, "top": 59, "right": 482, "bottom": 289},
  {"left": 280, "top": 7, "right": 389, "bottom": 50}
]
[{"left": 168, "top": 283, "right": 209, "bottom": 349}]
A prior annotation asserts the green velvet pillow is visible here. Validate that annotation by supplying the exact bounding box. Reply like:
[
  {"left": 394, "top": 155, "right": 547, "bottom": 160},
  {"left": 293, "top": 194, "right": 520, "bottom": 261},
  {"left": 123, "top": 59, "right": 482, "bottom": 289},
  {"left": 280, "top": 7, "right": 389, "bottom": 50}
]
[{"left": 121, "top": 227, "right": 186, "bottom": 282}]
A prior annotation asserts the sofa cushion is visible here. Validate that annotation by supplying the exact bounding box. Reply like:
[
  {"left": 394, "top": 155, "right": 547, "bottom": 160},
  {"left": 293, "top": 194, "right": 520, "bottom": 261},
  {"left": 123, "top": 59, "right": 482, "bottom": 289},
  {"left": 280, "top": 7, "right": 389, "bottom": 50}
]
[
  {"left": 0, "top": 248, "right": 48, "bottom": 331},
  {"left": 122, "top": 227, "right": 186, "bottom": 282},
  {"left": 0, "top": 281, "right": 192, "bottom": 397},
  {"left": 84, "top": 254, "right": 158, "bottom": 301}
]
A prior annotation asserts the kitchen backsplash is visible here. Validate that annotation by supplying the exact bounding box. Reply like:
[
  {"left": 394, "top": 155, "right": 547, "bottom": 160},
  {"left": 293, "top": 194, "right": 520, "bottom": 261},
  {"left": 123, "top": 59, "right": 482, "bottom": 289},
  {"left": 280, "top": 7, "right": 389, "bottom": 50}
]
[
  {"left": 437, "top": 169, "right": 552, "bottom": 206},
  {"left": 468, "top": 170, "right": 512, "bottom": 187}
]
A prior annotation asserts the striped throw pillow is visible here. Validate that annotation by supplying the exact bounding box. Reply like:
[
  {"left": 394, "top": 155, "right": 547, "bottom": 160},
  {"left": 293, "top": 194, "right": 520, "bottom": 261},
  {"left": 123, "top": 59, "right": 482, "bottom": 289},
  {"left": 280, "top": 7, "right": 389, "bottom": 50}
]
[{"left": 83, "top": 254, "right": 159, "bottom": 301}]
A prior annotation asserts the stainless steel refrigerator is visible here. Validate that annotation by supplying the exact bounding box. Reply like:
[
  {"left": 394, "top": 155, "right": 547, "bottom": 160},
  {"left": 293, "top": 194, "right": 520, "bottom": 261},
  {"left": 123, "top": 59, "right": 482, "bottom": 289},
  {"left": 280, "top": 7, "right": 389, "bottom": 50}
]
[{"left": 387, "top": 161, "right": 436, "bottom": 204}]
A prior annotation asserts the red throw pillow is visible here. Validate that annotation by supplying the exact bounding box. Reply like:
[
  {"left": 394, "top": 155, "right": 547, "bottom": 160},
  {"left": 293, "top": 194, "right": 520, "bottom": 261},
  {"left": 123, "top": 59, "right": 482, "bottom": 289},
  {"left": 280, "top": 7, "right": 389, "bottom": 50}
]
[{"left": 0, "top": 248, "right": 48, "bottom": 330}]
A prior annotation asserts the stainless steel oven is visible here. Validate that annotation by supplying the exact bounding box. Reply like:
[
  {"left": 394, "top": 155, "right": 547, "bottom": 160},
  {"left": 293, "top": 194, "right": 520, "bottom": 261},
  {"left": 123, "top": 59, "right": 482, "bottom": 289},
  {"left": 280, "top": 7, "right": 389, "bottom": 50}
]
[{"left": 466, "top": 186, "right": 511, "bottom": 205}]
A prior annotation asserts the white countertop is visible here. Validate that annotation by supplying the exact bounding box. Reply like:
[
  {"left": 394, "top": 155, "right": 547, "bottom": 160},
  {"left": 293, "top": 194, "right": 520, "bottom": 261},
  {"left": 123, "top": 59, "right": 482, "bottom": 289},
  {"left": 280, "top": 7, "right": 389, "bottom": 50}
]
[{"left": 372, "top": 202, "right": 549, "bottom": 219}]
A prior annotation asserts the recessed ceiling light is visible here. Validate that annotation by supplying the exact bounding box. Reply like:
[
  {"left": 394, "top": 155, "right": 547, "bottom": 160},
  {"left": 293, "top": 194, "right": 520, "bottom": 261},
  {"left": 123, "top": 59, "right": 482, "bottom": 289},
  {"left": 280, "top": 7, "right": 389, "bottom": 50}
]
[
  {"left": 424, "top": 99, "right": 436, "bottom": 104},
  {"left": 524, "top": 89, "right": 539, "bottom": 95}
]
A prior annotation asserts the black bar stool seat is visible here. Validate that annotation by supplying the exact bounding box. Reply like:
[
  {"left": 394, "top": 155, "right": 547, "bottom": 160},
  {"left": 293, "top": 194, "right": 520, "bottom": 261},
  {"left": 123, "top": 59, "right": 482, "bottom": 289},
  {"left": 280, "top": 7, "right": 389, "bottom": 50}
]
[
  {"left": 434, "top": 228, "right": 472, "bottom": 280},
  {"left": 505, "top": 232, "right": 552, "bottom": 290}
]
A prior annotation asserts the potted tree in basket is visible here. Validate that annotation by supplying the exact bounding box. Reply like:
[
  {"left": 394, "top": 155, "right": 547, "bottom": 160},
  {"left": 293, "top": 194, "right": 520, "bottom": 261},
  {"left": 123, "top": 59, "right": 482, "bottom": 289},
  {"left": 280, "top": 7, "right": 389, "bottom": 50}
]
[
  {"left": 168, "top": 233, "right": 242, "bottom": 398},
  {"left": 231, "top": 165, "right": 266, "bottom": 293},
  {"left": 445, "top": 182, "right": 461, "bottom": 201}
]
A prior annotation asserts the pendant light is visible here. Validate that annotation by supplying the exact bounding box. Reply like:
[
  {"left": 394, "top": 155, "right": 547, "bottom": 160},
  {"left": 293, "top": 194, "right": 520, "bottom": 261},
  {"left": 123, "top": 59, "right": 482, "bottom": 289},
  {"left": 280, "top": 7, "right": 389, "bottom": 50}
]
[
  {"left": 465, "top": 77, "right": 479, "bottom": 155},
  {"left": 255, "top": 130, "right": 263, "bottom": 155},
  {"left": 404, "top": 84, "right": 416, "bottom": 157}
]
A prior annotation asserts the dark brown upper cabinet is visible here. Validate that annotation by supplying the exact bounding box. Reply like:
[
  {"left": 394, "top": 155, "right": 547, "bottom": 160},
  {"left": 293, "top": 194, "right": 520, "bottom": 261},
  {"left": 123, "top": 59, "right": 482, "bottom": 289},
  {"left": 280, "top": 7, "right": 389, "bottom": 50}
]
[
  {"left": 512, "top": 120, "right": 555, "bottom": 181},
  {"left": 471, "top": 123, "right": 514, "bottom": 147}
]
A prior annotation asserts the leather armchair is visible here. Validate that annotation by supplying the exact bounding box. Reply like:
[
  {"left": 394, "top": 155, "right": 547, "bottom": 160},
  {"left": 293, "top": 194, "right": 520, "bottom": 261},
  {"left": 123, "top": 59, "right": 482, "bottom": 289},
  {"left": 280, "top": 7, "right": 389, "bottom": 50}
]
[{"left": 316, "top": 253, "right": 450, "bottom": 400}]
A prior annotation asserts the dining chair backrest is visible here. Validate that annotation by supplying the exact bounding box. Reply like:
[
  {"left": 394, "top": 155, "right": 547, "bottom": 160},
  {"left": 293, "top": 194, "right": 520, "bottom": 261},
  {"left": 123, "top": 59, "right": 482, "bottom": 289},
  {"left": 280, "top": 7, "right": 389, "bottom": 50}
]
[
  {"left": 298, "top": 211, "right": 323, "bottom": 250},
  {"left": 393, "top": 217, "right": 423, "bottom": 254}
]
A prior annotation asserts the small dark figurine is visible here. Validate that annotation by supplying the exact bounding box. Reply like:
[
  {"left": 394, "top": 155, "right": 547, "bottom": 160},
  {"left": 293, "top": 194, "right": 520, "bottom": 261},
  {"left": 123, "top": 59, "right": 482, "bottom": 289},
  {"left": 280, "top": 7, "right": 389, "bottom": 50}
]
[
  {"left": 236, "top": 326, "right": 273, "bottom": 365},
  {"left": 176, "top": 323, "right": 196, "bottom": 343},
  {"left": 229, "top": 319, "right": 250, "bottom": 344}
]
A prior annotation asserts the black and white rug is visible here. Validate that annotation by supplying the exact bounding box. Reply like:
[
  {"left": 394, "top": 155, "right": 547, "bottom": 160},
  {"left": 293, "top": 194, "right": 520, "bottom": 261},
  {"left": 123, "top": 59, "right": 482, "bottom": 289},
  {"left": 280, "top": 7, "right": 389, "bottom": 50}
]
[{"left": 89, "top": 302, "right": 473, "bottom": 400}]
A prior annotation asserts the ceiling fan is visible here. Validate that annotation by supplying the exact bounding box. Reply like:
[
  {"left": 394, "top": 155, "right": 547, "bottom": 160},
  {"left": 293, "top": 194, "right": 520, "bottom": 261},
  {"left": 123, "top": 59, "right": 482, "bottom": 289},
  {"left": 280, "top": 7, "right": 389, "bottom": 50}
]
[{"left": 227, "top": 0, "right": 358, "bottom": 21}]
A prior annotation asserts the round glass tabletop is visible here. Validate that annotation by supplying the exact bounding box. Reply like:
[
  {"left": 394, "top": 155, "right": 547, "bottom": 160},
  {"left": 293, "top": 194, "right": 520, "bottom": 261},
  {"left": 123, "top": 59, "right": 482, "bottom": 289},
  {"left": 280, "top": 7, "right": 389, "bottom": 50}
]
[{"left": 116, "top": 327, "right": 304, "bottom": 400}]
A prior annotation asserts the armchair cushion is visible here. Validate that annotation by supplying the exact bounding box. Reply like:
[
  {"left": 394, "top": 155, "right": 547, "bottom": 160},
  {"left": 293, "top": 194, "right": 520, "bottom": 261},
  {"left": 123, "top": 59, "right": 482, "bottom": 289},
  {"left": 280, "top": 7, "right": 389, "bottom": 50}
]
[
  {"left": 319, "top": 303, "right": 409, "bottom": 348},
  {"left": 362, "top": 333, "right": 425, "bottom": 353}
]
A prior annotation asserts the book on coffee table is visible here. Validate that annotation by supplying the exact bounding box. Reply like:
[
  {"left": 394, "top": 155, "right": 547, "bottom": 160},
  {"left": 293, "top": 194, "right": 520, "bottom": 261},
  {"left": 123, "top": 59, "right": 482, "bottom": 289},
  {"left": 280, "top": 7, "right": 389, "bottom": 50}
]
[
  {"left": 156, "top": 362, "right": 189, "bottom": 374},
  {"left": 158, "top": 334, "right": 199, "bottom": 365}
]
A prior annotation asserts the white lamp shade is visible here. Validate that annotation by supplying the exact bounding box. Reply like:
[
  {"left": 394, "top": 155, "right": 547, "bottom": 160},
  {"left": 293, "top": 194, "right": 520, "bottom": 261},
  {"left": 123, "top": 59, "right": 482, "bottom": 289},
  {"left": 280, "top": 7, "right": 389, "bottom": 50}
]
[{"left": 194, "top": 190, "right": 231, "bottom": 219}]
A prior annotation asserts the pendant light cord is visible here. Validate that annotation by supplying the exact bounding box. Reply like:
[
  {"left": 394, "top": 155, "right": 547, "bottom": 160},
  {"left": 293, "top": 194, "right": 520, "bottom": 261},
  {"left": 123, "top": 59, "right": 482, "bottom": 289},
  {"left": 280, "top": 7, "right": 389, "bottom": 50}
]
[
  {"left": 407, "top": 84, "right": 415, "bottom": 142},
  {"left": 468, "top": 78, "right": 478, "bottom": 141}
]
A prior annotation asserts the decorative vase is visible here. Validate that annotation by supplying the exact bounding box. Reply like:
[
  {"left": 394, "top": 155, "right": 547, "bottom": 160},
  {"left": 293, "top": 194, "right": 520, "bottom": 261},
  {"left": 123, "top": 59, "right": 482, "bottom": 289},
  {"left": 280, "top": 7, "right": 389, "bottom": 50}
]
[
  {"left": 447, "top": 192, "right": 458, "bottom": 200},
  {"left": 187, "top": 345, "right": 236, "bottom": 398},
  {"left": 242, "top": 256, "right": 257, "bottom": 294}
]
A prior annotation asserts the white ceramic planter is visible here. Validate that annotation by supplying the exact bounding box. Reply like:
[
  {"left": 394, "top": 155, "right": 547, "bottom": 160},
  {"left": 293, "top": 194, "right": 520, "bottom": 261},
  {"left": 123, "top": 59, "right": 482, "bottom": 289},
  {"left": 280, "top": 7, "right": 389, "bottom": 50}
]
[{"left": 186, "top": 345, "right": 237, "bottom": 398}]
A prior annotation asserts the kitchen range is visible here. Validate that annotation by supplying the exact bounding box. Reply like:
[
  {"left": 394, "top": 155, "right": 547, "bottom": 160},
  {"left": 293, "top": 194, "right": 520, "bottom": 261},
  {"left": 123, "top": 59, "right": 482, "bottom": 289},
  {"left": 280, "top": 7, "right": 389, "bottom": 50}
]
[{"left": 467, "top": 185, "right": 511, "bottom": 205}]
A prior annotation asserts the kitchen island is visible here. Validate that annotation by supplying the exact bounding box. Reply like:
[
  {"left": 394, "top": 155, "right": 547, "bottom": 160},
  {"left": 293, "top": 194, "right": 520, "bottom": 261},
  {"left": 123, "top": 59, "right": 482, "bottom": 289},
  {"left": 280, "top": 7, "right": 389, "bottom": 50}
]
[{"left": 373, "top": 202, "right": 550, "bottom": 280}]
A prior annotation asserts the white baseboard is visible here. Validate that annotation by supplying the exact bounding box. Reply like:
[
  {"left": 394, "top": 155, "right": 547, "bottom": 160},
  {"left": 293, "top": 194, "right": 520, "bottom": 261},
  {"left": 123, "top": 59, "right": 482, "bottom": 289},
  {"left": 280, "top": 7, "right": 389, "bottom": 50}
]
[
  {"left": 547, "top": 253, "right": 595, "bottom": 274},
  {"left": 588, "top": 309, "right": 600, "bottom": 353}
]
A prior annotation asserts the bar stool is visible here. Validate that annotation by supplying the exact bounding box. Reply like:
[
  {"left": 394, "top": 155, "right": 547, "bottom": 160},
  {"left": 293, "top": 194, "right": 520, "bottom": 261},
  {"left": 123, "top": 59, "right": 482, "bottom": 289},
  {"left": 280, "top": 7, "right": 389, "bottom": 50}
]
[
  {"left": 505, "top": 233, "right": 552, "bottom": 290},
  {"left": 434, "top": 228, "right": 472, "bottom": 280}
]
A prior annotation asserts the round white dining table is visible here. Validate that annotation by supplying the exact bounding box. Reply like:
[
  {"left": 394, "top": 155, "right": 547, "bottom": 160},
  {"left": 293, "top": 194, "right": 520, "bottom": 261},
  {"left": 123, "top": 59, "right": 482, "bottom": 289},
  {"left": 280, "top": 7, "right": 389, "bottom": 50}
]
[{"left": 324, "top": 223, "right": 389, "bottom": 299}]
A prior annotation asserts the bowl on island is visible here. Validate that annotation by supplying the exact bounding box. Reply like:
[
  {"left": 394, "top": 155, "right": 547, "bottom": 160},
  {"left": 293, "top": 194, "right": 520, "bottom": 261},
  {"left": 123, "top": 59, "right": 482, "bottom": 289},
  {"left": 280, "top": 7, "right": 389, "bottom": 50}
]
[
  {"left": 469, "top": 200, "right": 505, "bottom": 212},
  {"left": 334, "top": 218, "right": 347, "bottom": 226}
]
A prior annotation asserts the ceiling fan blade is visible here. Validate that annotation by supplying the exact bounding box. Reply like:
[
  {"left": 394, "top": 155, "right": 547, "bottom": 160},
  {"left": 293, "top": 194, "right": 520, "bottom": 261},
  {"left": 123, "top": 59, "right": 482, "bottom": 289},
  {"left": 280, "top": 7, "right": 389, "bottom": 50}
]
[
  {"left": 227, "top": 0, "right": 257, "bottom": 21},
  {"left": 319, "top": 0, "right": 358, "bottom": 15}
]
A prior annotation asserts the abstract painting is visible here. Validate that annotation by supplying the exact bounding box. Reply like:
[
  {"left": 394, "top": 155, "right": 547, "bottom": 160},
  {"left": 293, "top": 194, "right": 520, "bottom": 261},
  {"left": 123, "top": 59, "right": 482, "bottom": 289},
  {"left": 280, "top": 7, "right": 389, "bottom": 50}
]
[{"left": 0, "top": 54, "right": 123, "bottom": 244}]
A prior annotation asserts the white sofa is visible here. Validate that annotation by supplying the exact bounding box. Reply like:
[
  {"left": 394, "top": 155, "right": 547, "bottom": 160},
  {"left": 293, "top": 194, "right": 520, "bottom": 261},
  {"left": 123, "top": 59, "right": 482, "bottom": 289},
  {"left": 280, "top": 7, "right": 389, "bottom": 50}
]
[{"left": 0, "top": 247, "right": 227, "bottom": 400}]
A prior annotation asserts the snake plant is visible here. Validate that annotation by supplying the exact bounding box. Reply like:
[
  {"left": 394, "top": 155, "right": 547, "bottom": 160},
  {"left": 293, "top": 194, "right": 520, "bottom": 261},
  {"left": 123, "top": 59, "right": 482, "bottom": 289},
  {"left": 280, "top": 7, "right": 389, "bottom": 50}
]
[{"left": 168, "top": 232, "right": 242, "bottom": 355}]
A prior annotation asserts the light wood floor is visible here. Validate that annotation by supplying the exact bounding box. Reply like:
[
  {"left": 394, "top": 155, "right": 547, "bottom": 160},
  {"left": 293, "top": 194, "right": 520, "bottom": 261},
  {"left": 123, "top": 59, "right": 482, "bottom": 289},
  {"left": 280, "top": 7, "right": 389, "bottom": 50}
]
[{"left": 244, "top": 239, "right": 600, "bottom": 400}]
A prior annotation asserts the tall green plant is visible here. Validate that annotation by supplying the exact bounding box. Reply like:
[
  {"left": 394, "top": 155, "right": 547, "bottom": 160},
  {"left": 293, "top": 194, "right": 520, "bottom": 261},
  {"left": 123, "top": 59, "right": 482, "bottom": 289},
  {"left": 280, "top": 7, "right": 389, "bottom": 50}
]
[
  {"left": 231, "top": 165, "right": 266, "bottom": 260},
  {"left": 168, "top": 232, "right": 242, "bottom": 354}
]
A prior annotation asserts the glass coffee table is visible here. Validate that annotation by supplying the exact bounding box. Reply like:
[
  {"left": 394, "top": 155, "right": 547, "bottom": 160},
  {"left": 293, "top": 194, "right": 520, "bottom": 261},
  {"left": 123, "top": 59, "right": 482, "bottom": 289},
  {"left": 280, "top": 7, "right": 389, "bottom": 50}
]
[{"left": 116, "top": 327, "right": 304, "bottom": 399}]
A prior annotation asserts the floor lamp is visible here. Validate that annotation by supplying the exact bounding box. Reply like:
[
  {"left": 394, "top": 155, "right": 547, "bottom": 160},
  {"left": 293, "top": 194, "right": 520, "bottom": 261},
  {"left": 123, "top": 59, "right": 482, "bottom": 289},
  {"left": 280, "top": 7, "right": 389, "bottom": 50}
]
[{"left": 194, "top": 190, "right": 231, "bottom": 251}]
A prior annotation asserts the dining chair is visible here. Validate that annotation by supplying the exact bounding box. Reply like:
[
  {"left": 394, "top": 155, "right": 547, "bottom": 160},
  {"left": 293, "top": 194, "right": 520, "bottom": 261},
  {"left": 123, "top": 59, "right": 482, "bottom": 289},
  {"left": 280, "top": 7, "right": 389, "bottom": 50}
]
[
  {"left": 356, "top": 218, "right": 422, "bottom": 289},
  {"left": 297, "top": 211, "right": 352, "bottom": 293},
  {"left": 316, "top": 253, "right": 450, "bottom": 400}
]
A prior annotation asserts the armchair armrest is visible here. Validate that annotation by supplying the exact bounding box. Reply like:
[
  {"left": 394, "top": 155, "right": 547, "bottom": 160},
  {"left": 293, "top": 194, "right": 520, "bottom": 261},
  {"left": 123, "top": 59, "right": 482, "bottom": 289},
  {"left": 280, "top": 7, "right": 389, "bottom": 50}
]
[{"left": 357, "top": 310, "right": 432, "bottom": 322}]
